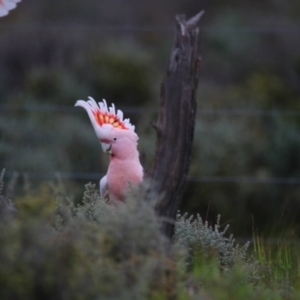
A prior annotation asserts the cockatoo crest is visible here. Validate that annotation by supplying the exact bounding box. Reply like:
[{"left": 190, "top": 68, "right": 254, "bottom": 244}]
[
  {"left": 93, "top": 100, "right": 134, "bottom": 131},
  {"left": 75, "top": 97, "right": 136, "bottom": 140},
  {"left": 0, "top": 0, "right": 22, "bottom": 17}
]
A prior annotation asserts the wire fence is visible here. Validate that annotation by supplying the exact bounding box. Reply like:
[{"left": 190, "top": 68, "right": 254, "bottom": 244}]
[
  {"left": 2, "top": 104, "right": 300, "bottom": 117},
  {"left": 1, "top": 22, "right": 300, "bottom": 185},
  {"left": 3, "top": 171, "right": 300, "bottom": 185},
  {"left": 1, "top": 104, "right": 300, "bottom": 184},
  {"left": 0, "top": 23, "right": 300, "bottom": 34}
]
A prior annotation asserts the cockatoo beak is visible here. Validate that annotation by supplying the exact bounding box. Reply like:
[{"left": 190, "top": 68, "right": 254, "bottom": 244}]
[{"left": 101, "top": 142, "right": 112, "bottom": 155}]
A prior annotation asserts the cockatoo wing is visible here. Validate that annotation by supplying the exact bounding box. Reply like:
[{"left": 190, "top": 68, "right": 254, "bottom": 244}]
[
  {"left": 99, "top": 175, "right": 108, "bottom": 198},
  {"left": 0, "top": 0, "right": 22, "bottom": 17}
]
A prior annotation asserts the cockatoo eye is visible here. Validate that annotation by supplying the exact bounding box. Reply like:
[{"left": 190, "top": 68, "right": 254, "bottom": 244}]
[{"left": 113, "top": 138, "right": 117, "bottom": 141}]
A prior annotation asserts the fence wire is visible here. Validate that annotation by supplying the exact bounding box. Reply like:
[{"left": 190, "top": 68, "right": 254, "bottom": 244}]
[
  {"left": 0, "top": 23, "right": 300, "bottom": 34},
  {"left": 1, "top": 104, "right": 300, "bottom": 184},
  {"left": 3, "top": 171, "right": 300, "bottom": 185},
  {"left": 2, "top": 104, "right": 300, "bottom": 117},
  {"left": 1, "top": 22, "right": 300, "bottom": 185}
]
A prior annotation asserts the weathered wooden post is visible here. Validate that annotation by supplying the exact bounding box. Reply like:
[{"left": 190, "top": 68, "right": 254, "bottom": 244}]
[{"left": 147, "top": 11, "right": 204, "bottom": 238}]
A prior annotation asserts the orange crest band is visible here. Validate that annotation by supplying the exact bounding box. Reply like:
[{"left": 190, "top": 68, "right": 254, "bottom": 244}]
[
  {"left": 93, "top": 110, "right": 127, "bottom": 130},
  {"left": 75, "top": 97, "right": 135, "bottom": 131}
]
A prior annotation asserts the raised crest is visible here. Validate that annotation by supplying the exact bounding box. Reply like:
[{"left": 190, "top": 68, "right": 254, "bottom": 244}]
[{"left": 76, "top": 97, "right": 135, "bottom": 131}]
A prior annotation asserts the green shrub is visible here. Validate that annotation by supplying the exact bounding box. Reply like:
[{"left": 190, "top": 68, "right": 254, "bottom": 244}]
[
  {"left": 174, "top": 213, "right": 250, "bottom": 272},
  {"left": 1, "top": 175, "right": 300, "bottom": 299},
  {"left": 0, "top": 182, "right": 176, "bottom": 299}
]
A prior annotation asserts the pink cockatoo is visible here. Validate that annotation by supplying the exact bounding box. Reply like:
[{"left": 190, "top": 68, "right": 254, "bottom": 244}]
[
  {"left": 75, "top": 97, "right": 143, "bottom": 202},
  {"left": 0, "top": 0, "right": 22, "bottom": 17}
]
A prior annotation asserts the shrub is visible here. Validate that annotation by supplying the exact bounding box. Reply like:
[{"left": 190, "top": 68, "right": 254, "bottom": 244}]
[
  {"left": 0, "top": 182, "right": 176, "bottom": 299},
  {"left": 0, "top": 175, "right": 299, "bottom": 299},
  {"left": 174, "top": 212, "right": 250, "bottom": 272}
]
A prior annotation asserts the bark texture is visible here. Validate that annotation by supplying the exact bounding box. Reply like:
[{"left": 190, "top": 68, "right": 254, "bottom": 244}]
[{"left": 147, "top": 11, "right": 204, "bottom": 238}]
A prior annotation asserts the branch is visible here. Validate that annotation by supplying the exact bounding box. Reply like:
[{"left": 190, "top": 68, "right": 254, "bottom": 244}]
[{"left": 147, "top": 11, "right": 204, "bottom": 238}]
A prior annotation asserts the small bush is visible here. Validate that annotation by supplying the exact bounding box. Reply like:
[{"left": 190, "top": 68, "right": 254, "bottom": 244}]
[
  {"left": 0, "top": 182, "right": 176, "bottom": 299},
  {"left": 0, "top": 176, "right": 300, "bottom": 299},
  {"left": 174, "top": 213, "right": 250, "bottom": 271}
]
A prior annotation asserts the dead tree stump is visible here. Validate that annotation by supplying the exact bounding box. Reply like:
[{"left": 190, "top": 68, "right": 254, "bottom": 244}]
[{"left": 147, "top": 11, "right": 204, "bottom": 239}]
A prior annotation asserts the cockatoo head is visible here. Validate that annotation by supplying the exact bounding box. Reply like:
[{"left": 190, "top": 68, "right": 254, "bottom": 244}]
[{"left": 75, "top": 97, "right": 139, "bottom": 159}]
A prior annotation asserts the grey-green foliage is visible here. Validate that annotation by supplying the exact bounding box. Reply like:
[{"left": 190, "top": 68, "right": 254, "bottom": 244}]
[
  {"left": 0, "top": 183, "right": 173, "bottom": 300},
  {"left": 53, "top": 183, "right": 167, "bottom": 260},
  {"left": 1, "top": 180, "right": 300, "bottom": 299},
  {"left": 174, "top": 212, "right": 250, "bottom": 271},
  {"left": 0, "top": 168, "right": 4, "bottom": 195},
  {"left": 0, "top": 169, "right": 17, "bottom": 219}
]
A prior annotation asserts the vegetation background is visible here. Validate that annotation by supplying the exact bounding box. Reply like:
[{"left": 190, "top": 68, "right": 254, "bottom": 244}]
[{"left": 1, "top": 0, "right": 300, "bottom": 239}]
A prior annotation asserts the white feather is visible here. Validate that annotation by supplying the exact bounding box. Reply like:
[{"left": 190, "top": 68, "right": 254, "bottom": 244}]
[
  {"left": 99, "top": 99, "right": 108, "bottom": 113},
  {"left": 109, "top": 103, "right": 116, "bottom": 116},
  {"left": 2, "top": 0, "right": 16, "bottom": 10},
  {"left": 117, "top": 109, "right": 124, "bottom": 121},
  {"left": 87, "top": 97, "right": 98, "bottom": 110},
  {"left": 99, "top": 175, "right": 108, "bottom": 197},
  {"left": 0, "top": 0, "right": 21, "bottom": 17}
]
